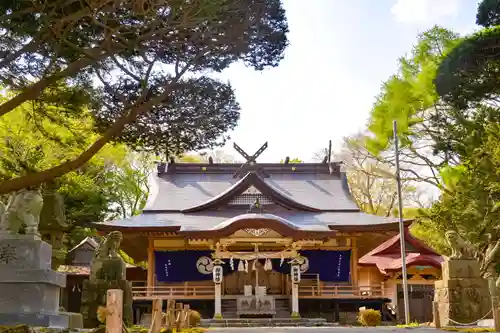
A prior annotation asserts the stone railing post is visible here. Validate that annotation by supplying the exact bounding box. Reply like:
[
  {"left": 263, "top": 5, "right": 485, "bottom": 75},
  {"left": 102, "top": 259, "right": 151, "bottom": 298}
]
[
  {"left": 106, "top": 289, "right": 123, "bottom": 333},
  {"left": 491, "top": 295, "right": 500, "bottom": 332},
  {"left": 432, "top": 301, "right": 441, "bottom": 329}
]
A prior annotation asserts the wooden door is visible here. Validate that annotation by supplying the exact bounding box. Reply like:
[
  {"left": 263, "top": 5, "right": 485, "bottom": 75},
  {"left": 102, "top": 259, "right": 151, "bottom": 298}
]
[{"left": 397, "top": 284, "right": 434, "bottom": 323}]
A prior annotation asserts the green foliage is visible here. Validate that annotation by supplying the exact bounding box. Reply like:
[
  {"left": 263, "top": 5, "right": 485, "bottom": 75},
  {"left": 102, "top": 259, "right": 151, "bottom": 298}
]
[
  {"left": 435, "top": 0, "right": 500, "bottom": 109},
  {"left": 0, "top": 0, "right": 290, "bottom": 193},
  {"left": 189, "top": 310, "right": 202, "bottom": 326},
  {"left": 357, "top": 309, "right": 381, "bottom": 327},
  {"left": 367, "top": 26, "right": 459, "bottom": 154},
  {"left": 435, "top": 25, "right": 500, "bottom": 109},
  {"left": 0, "top": 91, "right": 151, "bottom": 260},
  {"left": 477, "top": 0, "right": 500, "bottom": 27}
]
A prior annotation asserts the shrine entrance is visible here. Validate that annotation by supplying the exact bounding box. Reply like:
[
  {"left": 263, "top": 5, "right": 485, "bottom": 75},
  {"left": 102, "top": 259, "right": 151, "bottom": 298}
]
[{"left": 223, "top": 263, "right": 288, "bottom": 296}]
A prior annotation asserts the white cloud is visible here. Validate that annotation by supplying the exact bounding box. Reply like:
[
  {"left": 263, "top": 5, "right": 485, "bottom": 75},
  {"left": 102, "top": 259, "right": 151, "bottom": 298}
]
[{"left": 391, "top": 0, "right": 460, "bottom": 25}]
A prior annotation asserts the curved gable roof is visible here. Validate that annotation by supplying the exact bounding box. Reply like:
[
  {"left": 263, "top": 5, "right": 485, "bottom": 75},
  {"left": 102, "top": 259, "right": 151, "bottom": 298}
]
[
  {"left": 182, "top": 172, "right": 320, "bottom": 213},
  {"left": 144, "top": 163, "right": 360, "bottom": 212}
]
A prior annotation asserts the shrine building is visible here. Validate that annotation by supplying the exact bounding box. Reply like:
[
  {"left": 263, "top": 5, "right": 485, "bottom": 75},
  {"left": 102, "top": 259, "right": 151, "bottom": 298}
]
[{"left": 92, "top": 143, "right": 443, "bottom": 323}]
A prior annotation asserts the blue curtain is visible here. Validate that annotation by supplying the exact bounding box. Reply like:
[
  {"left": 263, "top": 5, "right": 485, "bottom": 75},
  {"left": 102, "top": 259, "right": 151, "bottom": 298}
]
[
  {"left": 155, "top": 250, "right": 214, "bottom": 282},
  {"left": 154, "top": 250, "right": 351, "bottom": 283},
  {"left": 300, "top": 250, "right": 351, "bottom": 282}
]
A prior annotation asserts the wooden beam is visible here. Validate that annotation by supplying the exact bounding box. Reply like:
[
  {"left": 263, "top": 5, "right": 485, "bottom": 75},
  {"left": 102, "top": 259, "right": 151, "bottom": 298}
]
[
  {"left": 147, "top": 237, "right": 155, "bottom": 294},
  {"left": 351, "top": 237, "right": 359, "bottom": 288}
]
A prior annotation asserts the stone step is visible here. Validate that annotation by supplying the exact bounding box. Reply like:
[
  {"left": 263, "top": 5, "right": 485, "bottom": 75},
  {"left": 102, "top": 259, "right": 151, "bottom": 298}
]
[{"left": 201, "top": 318, "right": 327, "bottom": 327}]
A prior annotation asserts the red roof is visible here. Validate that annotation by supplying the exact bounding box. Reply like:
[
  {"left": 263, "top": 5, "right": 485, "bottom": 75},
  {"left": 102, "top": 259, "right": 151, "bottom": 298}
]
[{"left": 358, "top": 228, "right": 443, "bottom": 273}]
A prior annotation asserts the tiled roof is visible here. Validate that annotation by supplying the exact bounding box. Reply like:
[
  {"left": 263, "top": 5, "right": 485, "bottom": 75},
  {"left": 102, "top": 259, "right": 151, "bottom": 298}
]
[
  {"left": 95, "top": 210, "right": 403, "bottom": 232},
  {"left": 57, "top": 263, "right": 138, "bottom": 275},
  {"left": 358, "top": 229, "right": 443, "bottom": 272},
  {"left": 68, "top": 236, "right": 100, "bottom": 253},
  {"left": 144, "top": 163, "right": 359, "bottom": 212}
]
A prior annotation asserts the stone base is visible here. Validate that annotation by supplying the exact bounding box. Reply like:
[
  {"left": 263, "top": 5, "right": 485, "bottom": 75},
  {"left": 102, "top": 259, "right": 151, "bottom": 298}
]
[
  {"left": 0, "top": 313, "right": 69, "bottom": 328},
  {"left": 434, "top": 259, "right": 490, "bottom": 327},
  {"left": 0, "top": 236, "right": 82, "bottom": 328},
  {"left": 81, "top": 279, "right": 133, "bottom": 328},
  {"left": 442, "top": 259, "right": 481, "bottom": 280}
]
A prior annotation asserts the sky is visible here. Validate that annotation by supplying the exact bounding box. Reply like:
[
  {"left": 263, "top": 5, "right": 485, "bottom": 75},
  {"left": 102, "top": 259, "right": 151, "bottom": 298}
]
[{"left": 213, "top": 0, "right": 480, "bottom": 162}]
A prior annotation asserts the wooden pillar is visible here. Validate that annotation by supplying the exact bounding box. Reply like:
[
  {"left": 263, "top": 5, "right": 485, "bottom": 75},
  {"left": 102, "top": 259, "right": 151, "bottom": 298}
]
[
  {"left": 351, "top": 237, "right": 358, "bottom": 289},
  {"left": 334, "top": 301, "right": 340, "bottom": 322},
  {"left": 106, "top": 289, "right": 123, "bottom": 333},
  {"left": 166, "top": 300, "right": 176, "bottom": 329},
  {"left": 214, "top": 284, "right": 222, "bottom": 318},
  {"left": 147, "top": 238, "right": 155, "bottom": 295},
  {"left": 291, "top": 283, "right": 299, "bottom": 314},
  {"left": 175, "top": 302, "right": 183, "bottom": 331}
]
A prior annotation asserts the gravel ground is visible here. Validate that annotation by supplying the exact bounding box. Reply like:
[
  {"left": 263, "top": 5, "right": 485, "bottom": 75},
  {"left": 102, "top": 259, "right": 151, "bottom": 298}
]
[{"left": 207, "top": 327, "right": 441, "bottom": 333}]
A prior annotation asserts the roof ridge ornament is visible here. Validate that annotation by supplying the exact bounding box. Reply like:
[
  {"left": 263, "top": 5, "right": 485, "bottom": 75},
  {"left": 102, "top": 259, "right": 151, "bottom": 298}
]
[
  {"left": 247, "top": 197, "right": 264, "bottom": 214},
  {"left": 233, "top": 142, "right": 269, "bottom": 178}
]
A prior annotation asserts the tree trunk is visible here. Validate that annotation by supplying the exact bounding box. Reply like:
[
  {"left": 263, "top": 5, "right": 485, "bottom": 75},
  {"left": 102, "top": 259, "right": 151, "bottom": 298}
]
[{"left": 0, "top": 50, "right": 106, "bottom": 117}]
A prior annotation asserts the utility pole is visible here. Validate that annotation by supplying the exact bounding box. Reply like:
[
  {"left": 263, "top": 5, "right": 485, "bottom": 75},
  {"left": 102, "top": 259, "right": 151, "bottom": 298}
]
[{"left": 393, "top": 120, "right": 411, "bottom": 324}]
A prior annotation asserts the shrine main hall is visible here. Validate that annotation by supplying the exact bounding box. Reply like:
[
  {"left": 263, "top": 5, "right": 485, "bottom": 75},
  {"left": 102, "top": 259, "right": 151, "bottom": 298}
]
[{"left": 93, "top": 144, "right": 442, "bottom": 322}]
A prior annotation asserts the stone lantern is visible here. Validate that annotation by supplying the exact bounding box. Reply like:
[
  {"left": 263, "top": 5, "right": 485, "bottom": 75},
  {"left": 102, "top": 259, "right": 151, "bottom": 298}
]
[{"left": 39, "top": 184, "right": 69, "bottom": 269}]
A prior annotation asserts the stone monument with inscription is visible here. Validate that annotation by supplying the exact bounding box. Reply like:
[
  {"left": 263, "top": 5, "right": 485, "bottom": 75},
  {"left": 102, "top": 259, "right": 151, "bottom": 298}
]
[
  {"left": 0, "top": 189, "right": 82, "bottom": 328},
  {"left": 434, "top": 231, "right": 490, "bottom": 327},
  {"left": 80, "top": 231, "right": 133, "bottom": 328}
]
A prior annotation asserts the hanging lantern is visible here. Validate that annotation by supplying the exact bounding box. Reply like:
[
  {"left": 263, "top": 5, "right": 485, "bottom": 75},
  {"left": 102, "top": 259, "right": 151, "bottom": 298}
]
[
  {"left": 213, "top": 266, "right": 223, "bottom": 283},
  {"left": 291, "top": 265, "right": 301, "bottom": 283},
  {"left": 289, "top": 257, "right": 302, "bottom": 283},
  {"left": 212, "top": 258, "right": 225, "bottom": 284}
]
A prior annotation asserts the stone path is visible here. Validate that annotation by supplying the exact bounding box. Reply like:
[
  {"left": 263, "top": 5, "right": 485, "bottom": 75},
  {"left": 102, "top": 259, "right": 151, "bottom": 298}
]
[{"left": 208, "top": 327, "right": 439, "bottom": 333}]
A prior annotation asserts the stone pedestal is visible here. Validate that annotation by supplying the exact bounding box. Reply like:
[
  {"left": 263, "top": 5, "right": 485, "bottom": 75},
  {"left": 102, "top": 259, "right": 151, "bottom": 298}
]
[
  {"left": 80, "top": 278, "right": 133, "bottom": 328},
  {"left": 0, "top": 235, "right": 82, "bottom": 328},
  {"left": 434, "top": 259, "right": 490, "bottom": 327}
]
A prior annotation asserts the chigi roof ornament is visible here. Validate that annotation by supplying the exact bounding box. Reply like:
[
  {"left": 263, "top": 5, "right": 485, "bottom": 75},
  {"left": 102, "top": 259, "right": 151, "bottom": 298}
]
[{"left": 233, "top": 142, "right": 270, "bottom": 178}]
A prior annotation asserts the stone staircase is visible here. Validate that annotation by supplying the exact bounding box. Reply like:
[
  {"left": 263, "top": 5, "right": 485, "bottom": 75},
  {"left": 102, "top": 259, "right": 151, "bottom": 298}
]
[
  {"left": 274, "top": 298, "right": 291, "bottom": 318},
  {"left": 221, "top": 299, "right": 238, "bottom": 318},
  {"left": 201, "top": 318, "right": 329, "bottom": 327}
]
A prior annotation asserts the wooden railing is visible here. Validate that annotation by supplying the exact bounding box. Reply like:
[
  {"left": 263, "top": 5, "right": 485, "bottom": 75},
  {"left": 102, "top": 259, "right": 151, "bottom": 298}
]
[
  {"left": 298, "top": 283, "right": 384, "bottom": 299},
  {"left": 132, "top": 285, "right": 215, "bottom": 300},
  {"left": 131, "top": 282, "right": 384, "bottom": 300}
]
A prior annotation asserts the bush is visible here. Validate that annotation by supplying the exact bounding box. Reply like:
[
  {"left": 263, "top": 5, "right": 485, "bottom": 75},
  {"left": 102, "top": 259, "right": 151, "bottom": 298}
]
[
  {"left": 189, "top": 310, "right": 201, "bottom": 327},
  {"left": 357, "top": 309, "right": 381, "bottom": 327}
]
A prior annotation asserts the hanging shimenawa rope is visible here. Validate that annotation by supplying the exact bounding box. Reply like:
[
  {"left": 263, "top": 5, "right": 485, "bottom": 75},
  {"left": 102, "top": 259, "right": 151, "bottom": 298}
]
[
  {"left": 447, "top": 309, "right": 492, "bottom": 326},
  {"left": 219, "top": 249, "right": 298, "bottom": 261}
]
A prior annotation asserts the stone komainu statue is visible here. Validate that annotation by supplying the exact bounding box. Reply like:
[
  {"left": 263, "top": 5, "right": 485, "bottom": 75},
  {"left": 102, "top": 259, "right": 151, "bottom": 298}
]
[
  {"left": 0, "top": 189, "right": 44, "bottom": 236},
  {"left": 89, "top": 231, "right": 126, "bottom": 281},
  {"left": 445, "top": 230, "right": 476, "bottom": 260},
  {"left": 81, "top": 230, "right": 132, "bottom": 328}
]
